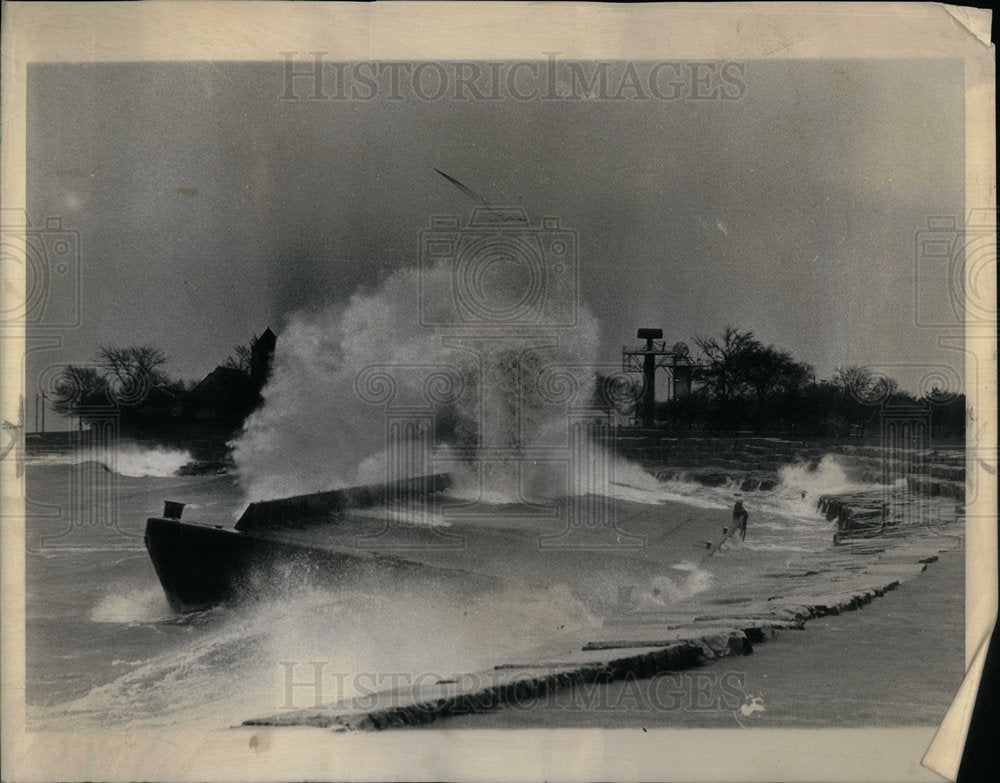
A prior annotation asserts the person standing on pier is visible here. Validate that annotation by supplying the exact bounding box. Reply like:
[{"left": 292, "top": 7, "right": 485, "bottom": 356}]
[{"left": 732, "top": 498, "right": 749, "bottom": 541}]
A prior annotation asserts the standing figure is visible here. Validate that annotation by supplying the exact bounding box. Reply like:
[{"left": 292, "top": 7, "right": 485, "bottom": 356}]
[{"left": 732, "top": 499, "right": 749, "bottom": 541}]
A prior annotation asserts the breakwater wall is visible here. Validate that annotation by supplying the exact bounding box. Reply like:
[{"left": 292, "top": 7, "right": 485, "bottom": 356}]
[
  {"left": 614, "top": 435, "right": 965, "bottom": 501},
  {"left": 238, "top": 436, "right": 966, "bottom": 731},
  {"left": 245, "top": 527, "right": 961, "bottom": 731}
]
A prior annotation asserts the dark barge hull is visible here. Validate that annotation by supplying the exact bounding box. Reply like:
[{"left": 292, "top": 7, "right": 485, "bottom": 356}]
[
  {"left": 144, "top": 517, "right": 349, "bottom": 612},
  {"left": 145, "top": 474, "right": 454, "bottom": 612}
]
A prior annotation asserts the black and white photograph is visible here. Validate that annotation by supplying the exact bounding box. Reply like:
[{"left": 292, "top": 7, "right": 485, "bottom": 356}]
[{"left": 1, "top": 3, "right": 995, "bottom": 781}]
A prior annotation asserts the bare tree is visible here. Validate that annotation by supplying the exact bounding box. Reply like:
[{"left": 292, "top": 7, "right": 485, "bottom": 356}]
[
  {"left": 746, "top": 346, "right": 810, "bottom": 406},
  {"left": 869, "top": 374, "right": 899, "bottom": 402},
  {"left": 832, "top": 365, "right": 875, "bottom": 402},
  {"left": 49, "top": 366, "right": 106, "bottom": 416},
  {"left": 223, "top": 342, "right": 253, "bottom": 373},
  {"left": 97, "top": 345, "right": 169, "bottom": 401},
  {"left": 694, "top": 326, "right": 760, "bottom": 405},
  {"left": 831, "top": 364, "right": 902, "bottom": 436}
]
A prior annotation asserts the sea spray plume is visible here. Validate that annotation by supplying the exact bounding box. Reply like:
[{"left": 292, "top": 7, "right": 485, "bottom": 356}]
[
  {"left": 232, "top": 268, "right": 439, "bottom": 500},
  {"left": 231, "top": 263, "right": 601, "bottom": 504},
  {"left": 444, "top": 333, "right": 604, "bottom": 502}
]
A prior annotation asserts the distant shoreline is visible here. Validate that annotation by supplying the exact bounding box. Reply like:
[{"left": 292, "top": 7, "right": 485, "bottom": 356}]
[{"left": 24, "top": 430, "right": 966, "bottom": 486}]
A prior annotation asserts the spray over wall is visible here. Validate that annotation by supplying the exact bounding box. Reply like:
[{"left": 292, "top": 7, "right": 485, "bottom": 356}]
[{"left": 231, "top": 264, "right": 602, "bottom": 503}]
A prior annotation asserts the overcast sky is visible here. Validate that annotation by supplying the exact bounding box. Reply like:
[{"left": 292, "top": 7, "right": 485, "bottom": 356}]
[{"left": 27, "top": 58, "right": 964, "bottom": 413}]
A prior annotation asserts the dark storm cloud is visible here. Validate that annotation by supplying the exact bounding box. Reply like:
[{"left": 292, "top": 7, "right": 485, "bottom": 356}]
[{"left": 27, "top": 59, "right": 962, "bottom": 392}]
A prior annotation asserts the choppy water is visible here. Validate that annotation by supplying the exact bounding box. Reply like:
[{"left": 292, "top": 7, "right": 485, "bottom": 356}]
[{"left": 23, "top": 447, "right": 911, "bottom": 731}]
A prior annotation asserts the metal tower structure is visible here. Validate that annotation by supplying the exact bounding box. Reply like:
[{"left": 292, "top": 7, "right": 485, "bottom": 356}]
[{"left": 622, "top": 328, "right": 695, "bottom": 427}]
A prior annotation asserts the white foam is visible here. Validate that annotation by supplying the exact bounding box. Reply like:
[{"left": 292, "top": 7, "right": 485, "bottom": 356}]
[
  {"left": 26, "top": 444, "right": 192, "bottom": 477},
  {"left": 630, "top": 565, "right": 715, "bottom": 609},
  {"left": 113, "top": 444, "right": 193, "bottom": 477},
  {"left": 90, "top": 586, "right": 174, "bottom": 624},
  {"left": 36, "top": 578, "right": 599, "bottom": 731}
]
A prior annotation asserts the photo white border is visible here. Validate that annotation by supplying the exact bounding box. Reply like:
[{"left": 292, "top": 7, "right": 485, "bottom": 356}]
[{"left": 1, "top": 3, "right": 994, "bottom": 781}]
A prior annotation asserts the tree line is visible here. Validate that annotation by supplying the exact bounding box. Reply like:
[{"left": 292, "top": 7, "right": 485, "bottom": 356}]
[
  {"left": 50, "top": 326, "right": 965, "bottom": 443},
  {"left": 50, "top": 336, "right": 271, "bottom": 439},
  {"left": 597, "top": 326, "right": 966, "bottom": 439}
]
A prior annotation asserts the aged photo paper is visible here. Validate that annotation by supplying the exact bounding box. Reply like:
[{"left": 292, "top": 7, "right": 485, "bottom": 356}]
[{"left": 1, "top": 2, "right": 995, "bottom": 781}]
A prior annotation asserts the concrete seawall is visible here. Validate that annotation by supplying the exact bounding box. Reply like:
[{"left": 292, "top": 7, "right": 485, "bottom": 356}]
[
  {"left": 241, "top": 437, "right": 965, "bottom": 731},
  {"left": 245, "top": 517, "right": 962, "bottom": 731},
  {"left": 618, "top": 436, "right": 965, "bottom": 501}
]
